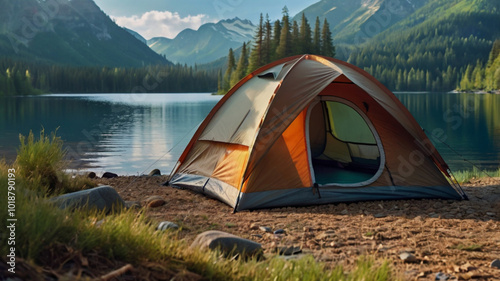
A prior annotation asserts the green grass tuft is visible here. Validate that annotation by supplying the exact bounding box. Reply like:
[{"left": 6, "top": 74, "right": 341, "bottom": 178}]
[{"left": 453, "top": 167, "right": 500, "bottom": 183}]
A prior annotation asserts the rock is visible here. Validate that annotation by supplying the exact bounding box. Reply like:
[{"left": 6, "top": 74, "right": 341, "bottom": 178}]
[
  {"left": 87, "top": 172, "right": 96, "bottom": 179},
  {"left": 158, "top": 221, "right": 179, "bottom": 231},
  {"left": 249, "top": 223, "right": 259, "bottom": 230},
  {"left": 435, "top": 272, "right": 450, "bottom": 280},
  {"left": 191, "top": 230, "right": 262, "bottom": 258},
  {"left": 259, "top": 226, "right": 272, "bottom": 233},
  {"left": 50, "top": 186, "right": 125, "bottom": 213},
  {"left": 400, "top": 252, "right": 419, "bottom": 263},
  {"left": 490, "top": 259, "right": 500, "bottom": 269},
  {"left": 102, "top": 172, "right": 118, "bottom": 179},
  {"left": 278, "top": 246, "right": 302, "bottom": 256},
  {"left": 147, "top": 199, "right": 166, "bottom": 208},
  {"left": 374, "top": 213, "right": 386, "bottom": 218},
  {"left": 145, "top": 196, "right": 166, "bottom": 208},
  {"left": 125, "top": 201, "right": 141, "bottom": 209},
  {"left": 148, "top": 169, "right": 161, "bottom": 176},
  {"left": 486, "top": 212, "right": 496, "bottom": 216},
  {"left": 274, "top": 229, "right": 285, "bottom": 235}
]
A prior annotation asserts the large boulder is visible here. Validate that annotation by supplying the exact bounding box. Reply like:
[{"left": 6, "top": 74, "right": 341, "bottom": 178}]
[
  {"left": 50, "top": 185, "right": 125, "bottom": 213},
  {"left": 191, "top": 230, "right": 262, "bottom": 259}
]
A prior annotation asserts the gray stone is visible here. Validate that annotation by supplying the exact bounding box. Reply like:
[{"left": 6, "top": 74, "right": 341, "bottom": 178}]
[
  {"left": 102, "top": 172, "right": 118, "bottom": 179},
  {"left": 259, "top": 226, "right": 272, "bottom": 233},
  {"left": 490, "top": 259, "right": 500, "bottom": 269},
  {"left": 191, "top": 230, "right": 262, "bottom": 258},
  {"left": 50, "top": 186, "right": 125, "bottom": 213},
  {"left": 157, "top": 221, "right": 179, "bottom": 231},
  {"left": 435, "top": 272, "right": 450, "bottom": 280},
  {"left": 148, "top": 169, "right": 161, "bottom": 176},
  {"left": 400, "top": 252, "right": 419, "bottom": 263},
  {"left": 274, "top": 229, "right": 285, "bottom": 234},
  {"left": 278, "top": 246, "right": 302, "bottom": 256}
]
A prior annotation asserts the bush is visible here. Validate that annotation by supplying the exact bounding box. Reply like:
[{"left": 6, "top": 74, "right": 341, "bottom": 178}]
[{"left": 15, "top": 129, "right": 95, "bottom": 195}]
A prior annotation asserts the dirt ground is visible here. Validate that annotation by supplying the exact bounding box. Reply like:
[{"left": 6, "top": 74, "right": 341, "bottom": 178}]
[{"left": 95, "top": 175, "right": 500, "bottom": 280}]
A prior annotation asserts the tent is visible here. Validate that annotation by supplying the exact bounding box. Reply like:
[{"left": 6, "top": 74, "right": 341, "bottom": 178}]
[{"left": 169, "top": 55, "right": 466, "bottom": 211}]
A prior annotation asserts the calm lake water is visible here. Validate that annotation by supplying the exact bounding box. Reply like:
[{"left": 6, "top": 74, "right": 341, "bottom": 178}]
[{"left": 0, "top": 92, "right": 499, "bottom": 175}]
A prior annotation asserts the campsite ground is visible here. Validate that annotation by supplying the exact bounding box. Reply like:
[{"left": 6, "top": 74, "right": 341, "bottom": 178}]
[{"left": 95, "top": 176, "right": 500, "bottom": 280}]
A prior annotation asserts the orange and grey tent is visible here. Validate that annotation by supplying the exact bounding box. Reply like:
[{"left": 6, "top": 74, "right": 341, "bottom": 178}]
[{"left": 169, "top": 55, "right": 466, "bottom": 211}]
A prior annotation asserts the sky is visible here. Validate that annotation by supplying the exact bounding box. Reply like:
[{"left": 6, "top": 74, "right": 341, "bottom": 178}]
[{"left": 93, "top": 0, "right": 318, "bottom": 39}]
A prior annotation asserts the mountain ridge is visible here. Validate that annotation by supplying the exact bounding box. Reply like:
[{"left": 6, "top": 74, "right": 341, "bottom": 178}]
[
  {"left": 0, "top": 0, "right": 168, "bottom": 67},
  {"left": 147, "top": 17, "right": 255, "bottom": 65}
]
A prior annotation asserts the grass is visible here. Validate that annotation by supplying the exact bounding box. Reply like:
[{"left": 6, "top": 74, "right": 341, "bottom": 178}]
[
  {"left": 14, "top": 129, "right": 95, "bottom": 195},
  {"left": 1, "top": 129, "right": 401, "bottom": 280},
  {"left": 453, "top": 167, "right": 500, "bottom": 183}
]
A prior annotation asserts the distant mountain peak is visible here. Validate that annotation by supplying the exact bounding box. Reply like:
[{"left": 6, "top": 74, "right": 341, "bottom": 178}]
[{"left": 148, "top": 17, "right": 255, "bottom": 65}]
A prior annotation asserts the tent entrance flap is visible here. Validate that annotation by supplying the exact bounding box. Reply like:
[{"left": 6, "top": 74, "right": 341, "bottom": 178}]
[{"left": 307, "top": 98, "right": 383, "bottom": 186}]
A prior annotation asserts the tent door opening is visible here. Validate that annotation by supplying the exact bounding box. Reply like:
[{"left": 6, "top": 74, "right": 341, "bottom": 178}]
[{"left": 306, "top": 97, "right": 383, "bottom": 186}]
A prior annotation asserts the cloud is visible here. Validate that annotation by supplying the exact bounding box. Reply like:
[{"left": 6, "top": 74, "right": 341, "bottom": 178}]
[{"left": 112, "top": 10, "right": 211, "bottom": 39}]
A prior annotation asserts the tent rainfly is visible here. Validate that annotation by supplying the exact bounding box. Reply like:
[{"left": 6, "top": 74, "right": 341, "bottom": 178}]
[{"left": 169, "top": 55, "right": 467, "bottom": 211}]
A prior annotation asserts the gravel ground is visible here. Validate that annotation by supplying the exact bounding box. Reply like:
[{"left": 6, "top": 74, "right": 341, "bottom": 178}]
[{"left": 95, "top": 175, "right": 500, "bottom": 280}]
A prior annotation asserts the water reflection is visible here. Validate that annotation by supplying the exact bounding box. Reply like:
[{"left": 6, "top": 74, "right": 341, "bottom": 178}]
[
  {"left": 0, "top": 93, "right": 221, "bottom": 175},
  {"left": 396, "top": 92, "right": 500, "bottom": 170},
  {"left": 0, "top": 92, "right": 498, "bottom": 175}
]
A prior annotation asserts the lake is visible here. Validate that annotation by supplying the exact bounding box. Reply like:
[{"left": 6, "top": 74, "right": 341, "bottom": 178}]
[{"left": 0, "top": 92, "right": 499, "bottom": 175}]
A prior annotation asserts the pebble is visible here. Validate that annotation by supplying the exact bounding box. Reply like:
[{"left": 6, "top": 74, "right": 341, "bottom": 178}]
[
  {"left": 157, "top": 221, "right": 179, "bottom": 231},
  {"left": 486, "top": 212, "right": 496, "bottom": 216},
  {"left": 278, "top": 246, "right": 302, "bottom": 256},
  {"left": 400, "top": 252, "right": 419, "bottom": 263},
  {"left": 374, "top": 213, "right": 386, "bottom": 218},
  {"left": 491, "top": 259, "right": 500, "bottom": 269},
  {"left": 274, "top": 229, "right": 285, "bottom": 234},
  {"left": 102, "top": 172, "right": 118, "bottom": 178},
  {"left": 87, "top": 172, "right": 96, "bottom": 179},
  {"left": 435, "top": 272, "right": 450, "bottom": 280},
  {"left": 259, "top": 226, "right": 272, "bottom": 233},
  {"left": 145, "top": 195, "right": 166, "bottom": 208},
  {"left": 249, "top": 223, "right": 259, "bottom": 230}
]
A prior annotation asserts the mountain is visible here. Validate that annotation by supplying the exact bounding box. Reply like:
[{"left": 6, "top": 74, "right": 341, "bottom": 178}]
[
  {"left": 292, "top": 0, "right": 429, "bottom": 44},
  {"left": 345, "top": 0, "right": 500, "bottom": 91},
  {"left": 0, "top": 0, "right": 168, "bottom": 67},
  {"left": 148, "top": 18, "right": 255, "bottom": 65},
  {"left": 124, "top": 27, "right": 147, "bottom": 45}
]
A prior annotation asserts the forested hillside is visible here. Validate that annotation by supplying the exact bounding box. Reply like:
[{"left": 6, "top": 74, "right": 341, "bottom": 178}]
[
  {"left": 347, "top": 0, "right": 500, "bottom": 91},
  {"left": 0, "top": 59, "right": 218, "bottom": 96},
  {"left": 458, "top": 40, "right": 500, "bottom": 91}
]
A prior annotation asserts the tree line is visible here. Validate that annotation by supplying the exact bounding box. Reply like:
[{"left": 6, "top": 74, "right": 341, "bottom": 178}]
[
  {"left": 347, "top": 11, "right": 499, "bottom": 92},
  {"left": 458, "top": 39, "right": 500, "bottom": 91},
  {"left": 0, "top": 58, "right": 219, "bottom": 96},
  {"left": 217, "top": 8, "right": 335, "bottom": 94}
]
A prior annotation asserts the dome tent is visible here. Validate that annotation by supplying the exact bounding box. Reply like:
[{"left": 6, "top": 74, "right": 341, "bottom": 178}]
[{"left": 169, "top": 55, "right": 466, "bottom": 211}]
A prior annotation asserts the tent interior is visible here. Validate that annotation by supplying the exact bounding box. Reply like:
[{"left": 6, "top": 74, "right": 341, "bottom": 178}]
[{"left": 308, "top": 97, "right": 381, "bottom": 185}]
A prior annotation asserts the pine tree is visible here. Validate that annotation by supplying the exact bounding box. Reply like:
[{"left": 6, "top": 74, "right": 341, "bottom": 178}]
[
  {"left": 230, "top": 42, "right": 249, "bottom": 86},
  {"left": 248, "top": 14, "right": 264, "bottom": 74},
  {"left": 262, "top": 14, "right": 272, "bottom": 65},
  {"left": 291, "top": 20, "right": 300, "bottom": 55},
  {"left": 276, "top": 6, "right": 292, "bottom": 59},
  {"left": 222, "top": 48, "right": 236, "bottom": 93},
  {"left": 299, "top": 13, "right": 312, "bottom": 54},
  {"left": 313, "top": 17, "right": 321, "bottom": 54},
  {"left": 271, "top": 20, "right": 281, "bottom": 60},
  {"left": 320, "top": 19, "right": 335, "bottom": 57}
]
